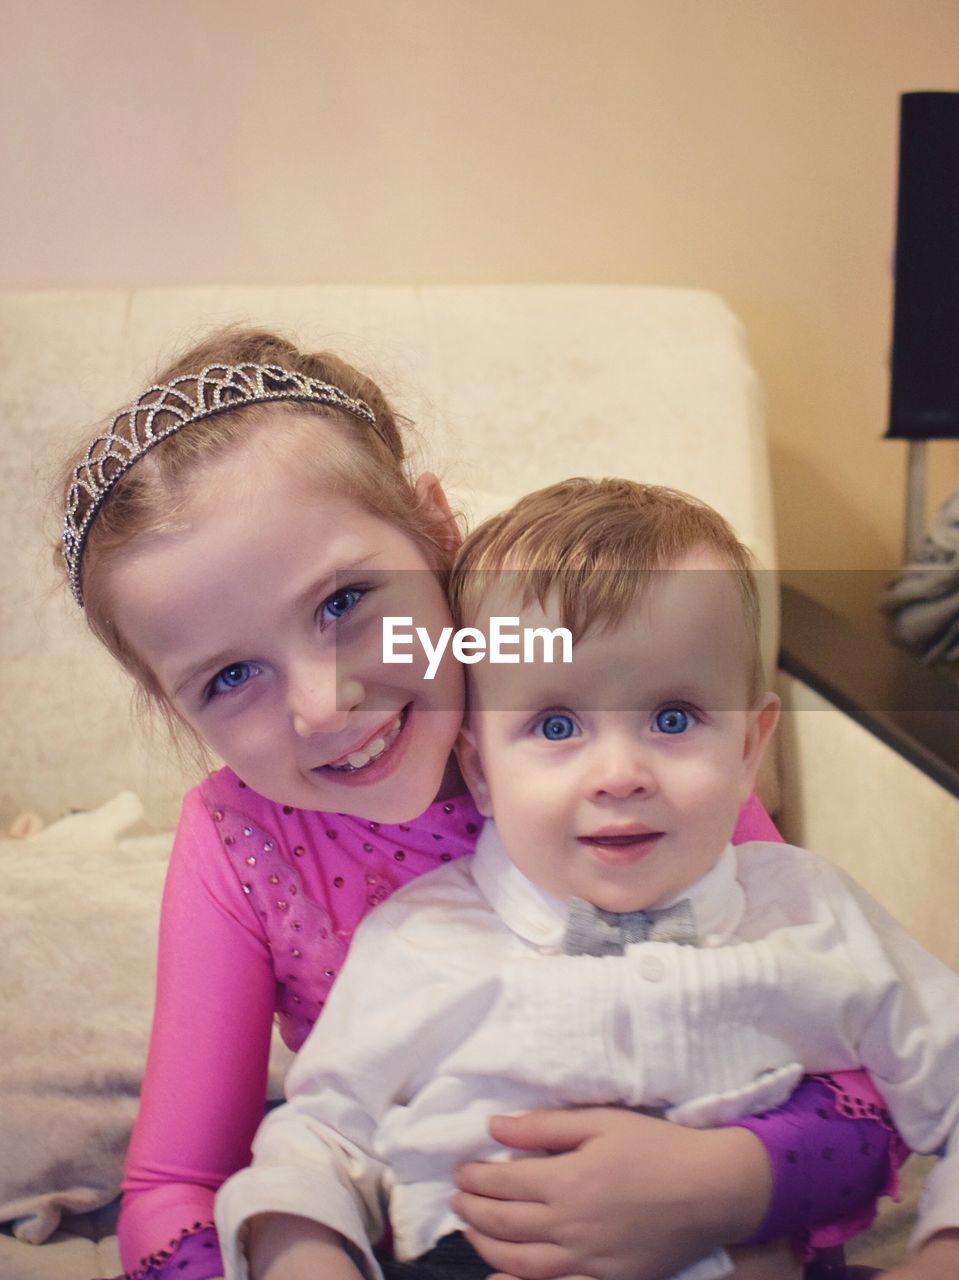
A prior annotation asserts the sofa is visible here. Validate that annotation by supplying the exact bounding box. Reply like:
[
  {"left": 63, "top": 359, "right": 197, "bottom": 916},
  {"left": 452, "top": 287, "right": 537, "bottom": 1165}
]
[{"left": 0, "top": 284, "right": 931, "bottom": 1277}]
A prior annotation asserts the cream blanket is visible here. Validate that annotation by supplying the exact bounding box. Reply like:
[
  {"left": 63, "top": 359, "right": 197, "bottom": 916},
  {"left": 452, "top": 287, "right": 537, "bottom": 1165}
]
[{"left": 0, "top": 793, "right": 171, "bottom": 1244}]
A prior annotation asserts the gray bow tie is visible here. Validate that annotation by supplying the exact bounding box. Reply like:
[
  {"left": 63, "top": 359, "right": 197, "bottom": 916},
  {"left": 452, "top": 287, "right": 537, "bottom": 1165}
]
[{"left": 562, "top": 896, "right": 696, "bottom": 956}]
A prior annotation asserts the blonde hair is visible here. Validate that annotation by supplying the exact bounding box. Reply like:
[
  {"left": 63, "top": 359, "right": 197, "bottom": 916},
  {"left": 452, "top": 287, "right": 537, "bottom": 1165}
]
[
  {"left": 450, "top": 477, "right": 764, "bottom": 699},
  {"left": 55, "top": 326, "right": 453, "bottom": 729}
]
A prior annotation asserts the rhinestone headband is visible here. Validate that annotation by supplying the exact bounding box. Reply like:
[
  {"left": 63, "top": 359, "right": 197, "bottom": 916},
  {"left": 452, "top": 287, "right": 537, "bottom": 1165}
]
[{"left": 63, "top": 362, "right": 379, "bottom": 607}]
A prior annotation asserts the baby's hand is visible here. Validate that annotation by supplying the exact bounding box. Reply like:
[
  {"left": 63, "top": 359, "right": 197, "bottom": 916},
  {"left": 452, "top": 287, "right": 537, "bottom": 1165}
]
[
  {"left": 883, "top": 1229, "right": 959, "bottom": 1280},
  {"left": 246, "top": 1213, "right": 364, "bottom": 1280},
  {"left": 727, "top": 1240, "right": 802, "bottom": 1279}
]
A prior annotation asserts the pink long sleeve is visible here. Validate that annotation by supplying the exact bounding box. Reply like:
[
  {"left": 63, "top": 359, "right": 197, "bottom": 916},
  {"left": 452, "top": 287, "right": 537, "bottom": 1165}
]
[
  {"left": 728, "top": 793, "right": 907, "bottom": 1259},
  {"left": 118, "top": 792, "right": 277, "bottom": 1273},
  {"left": 116, "top": 773, "right": 482, "bottom": 1277}
]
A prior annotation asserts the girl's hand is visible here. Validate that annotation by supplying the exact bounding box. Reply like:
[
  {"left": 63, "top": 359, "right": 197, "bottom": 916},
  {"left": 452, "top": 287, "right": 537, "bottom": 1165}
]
[
  {"left": 883, "top": 1230, "right": 959, "bottom": 1279},
  {"left": 452, "top": 1107, "right": 773, "bottom": 1280}
]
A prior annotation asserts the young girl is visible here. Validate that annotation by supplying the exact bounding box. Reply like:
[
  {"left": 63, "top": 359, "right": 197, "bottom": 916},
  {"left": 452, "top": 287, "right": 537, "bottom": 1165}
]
[{"left": 58, "top": 327, "right": 901, "bottom": 1280}]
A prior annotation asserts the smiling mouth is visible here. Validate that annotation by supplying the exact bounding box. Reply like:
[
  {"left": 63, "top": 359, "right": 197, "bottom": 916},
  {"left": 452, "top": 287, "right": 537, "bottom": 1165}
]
[
  {"left": 325, "top": 710, "right": 407, "bottom": 773},
  {"left": 578, "top": 830, "right": 663, "bottom": 852},
  {"left": 578, "top": 830, "right": 664, "bottom": 866}
]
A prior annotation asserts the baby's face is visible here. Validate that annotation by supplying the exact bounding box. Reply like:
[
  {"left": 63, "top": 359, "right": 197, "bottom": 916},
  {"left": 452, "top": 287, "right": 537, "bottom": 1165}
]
[{"left": 457, "top": 551, "right": 778, "bottom": 913}]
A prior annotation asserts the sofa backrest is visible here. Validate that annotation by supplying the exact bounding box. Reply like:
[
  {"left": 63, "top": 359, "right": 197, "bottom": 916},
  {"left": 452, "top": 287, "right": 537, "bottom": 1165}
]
[{"left": 2, "top": 285, "right": 774, "bottom": 827}]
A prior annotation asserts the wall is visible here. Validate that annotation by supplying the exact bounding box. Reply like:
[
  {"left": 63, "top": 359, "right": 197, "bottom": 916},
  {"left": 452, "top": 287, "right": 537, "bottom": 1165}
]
[{"left": 3, "top": 0, "right": 958, "bottom": 607}]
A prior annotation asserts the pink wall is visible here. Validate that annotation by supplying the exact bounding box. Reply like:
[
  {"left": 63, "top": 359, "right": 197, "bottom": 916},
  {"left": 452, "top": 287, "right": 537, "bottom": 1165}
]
[{"left": 3, "top": 0, "right": 958, "bottom": 591}]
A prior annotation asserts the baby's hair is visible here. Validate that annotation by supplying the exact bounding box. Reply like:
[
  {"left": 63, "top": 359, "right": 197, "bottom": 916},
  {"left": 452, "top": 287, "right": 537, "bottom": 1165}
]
[
  {"left": 55, "top": 325, "right": 452, "bottom": 731},
  {"left": 450, "top": 477, "right": 764, "bottom": 700}
]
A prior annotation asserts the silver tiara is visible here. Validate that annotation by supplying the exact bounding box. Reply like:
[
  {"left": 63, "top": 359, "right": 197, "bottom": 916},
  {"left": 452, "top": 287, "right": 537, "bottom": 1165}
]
[{"left": 63, "top": 361, "right": 378, "bottom": 607}]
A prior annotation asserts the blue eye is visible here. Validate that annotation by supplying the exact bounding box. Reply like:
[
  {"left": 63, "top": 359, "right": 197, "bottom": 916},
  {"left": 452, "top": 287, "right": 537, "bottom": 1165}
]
[
  {"left": 322, "top": 587, "right": 365, "bottom": 623},
  {"left": 538, "top": 714, "right": 577, "bottom": 741},
  {"left": 210, "top": 662, "right": 259, "bottom": 698},
  {"left": 654, "top": 707, "right": 692, "bottom": 735}
]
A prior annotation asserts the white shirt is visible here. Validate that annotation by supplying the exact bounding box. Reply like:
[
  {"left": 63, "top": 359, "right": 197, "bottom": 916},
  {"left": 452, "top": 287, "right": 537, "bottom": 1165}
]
[{"left": 216, "top": 826, "right": 959, "bottom": 1280}]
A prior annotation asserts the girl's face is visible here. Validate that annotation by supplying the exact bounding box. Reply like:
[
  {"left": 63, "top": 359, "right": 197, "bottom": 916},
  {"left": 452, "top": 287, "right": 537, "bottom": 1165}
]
[{"left": 106, "top": 447, "right": 465, "bottom": 822}]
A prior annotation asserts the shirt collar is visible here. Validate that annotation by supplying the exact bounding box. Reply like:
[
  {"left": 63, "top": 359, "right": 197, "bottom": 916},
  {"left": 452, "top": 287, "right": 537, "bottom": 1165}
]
[{"left": 470, "top": 820, "right": 744, "bottom": 949}]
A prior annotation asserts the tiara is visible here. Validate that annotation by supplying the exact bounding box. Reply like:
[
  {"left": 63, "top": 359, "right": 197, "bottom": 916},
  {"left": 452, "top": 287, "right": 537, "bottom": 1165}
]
[{"left": 63, "top": 361, "right": 378, "bottom": 607}]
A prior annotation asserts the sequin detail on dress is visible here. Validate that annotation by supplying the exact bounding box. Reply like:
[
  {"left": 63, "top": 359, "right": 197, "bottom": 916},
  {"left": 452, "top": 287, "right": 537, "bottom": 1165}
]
[
  {"left": 212, "top": 807, "right": 350, "bottom": 1045},
  {"left": 122, "top": 1222, "right": 218, "bottom": 1280},
  {"left": 813, "top": 1072, "right": 898, "bottom": 1134},
  {"left": 200, "top": 768, "right": 483, "bottom": 1052}
]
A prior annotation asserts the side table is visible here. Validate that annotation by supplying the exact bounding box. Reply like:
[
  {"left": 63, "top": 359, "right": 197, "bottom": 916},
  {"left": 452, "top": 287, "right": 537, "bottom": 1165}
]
[{"left": 777, "top": 583, "right": 959, "bottom": 970}]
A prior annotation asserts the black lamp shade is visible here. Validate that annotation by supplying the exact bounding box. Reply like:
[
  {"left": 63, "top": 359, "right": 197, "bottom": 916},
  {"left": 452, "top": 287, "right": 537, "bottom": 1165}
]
[{"left": 887, "top": 91, "right": 959, "bottom": 441}]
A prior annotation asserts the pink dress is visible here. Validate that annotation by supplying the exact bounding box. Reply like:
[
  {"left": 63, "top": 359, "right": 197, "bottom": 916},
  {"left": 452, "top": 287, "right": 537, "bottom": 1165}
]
[{"left": 118, "top": 772, "right": 900, "bottom": 1279}]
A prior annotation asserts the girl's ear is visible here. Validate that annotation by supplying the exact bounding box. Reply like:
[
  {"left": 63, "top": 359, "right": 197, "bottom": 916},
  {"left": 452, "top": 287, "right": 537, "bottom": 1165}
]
[
  {"left": 455, "top": 726, "right": 493, "bottom": 817},
  {"left": 738, "top": 691, "right": 781, "bottom": 803},
  {"left": 414, "top": 472, "right": 462, "bottom": 554}
]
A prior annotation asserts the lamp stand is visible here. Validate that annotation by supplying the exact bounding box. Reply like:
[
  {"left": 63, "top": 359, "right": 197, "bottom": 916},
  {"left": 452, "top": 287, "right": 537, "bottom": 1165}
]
[{"left": 903, "top": 439, "right": 928, "bottom": 562}]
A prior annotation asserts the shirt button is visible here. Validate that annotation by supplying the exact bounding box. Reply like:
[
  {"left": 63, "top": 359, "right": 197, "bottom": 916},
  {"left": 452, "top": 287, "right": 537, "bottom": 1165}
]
[{"left": 639, "top": 954, "right": 666, "bottom": 982}]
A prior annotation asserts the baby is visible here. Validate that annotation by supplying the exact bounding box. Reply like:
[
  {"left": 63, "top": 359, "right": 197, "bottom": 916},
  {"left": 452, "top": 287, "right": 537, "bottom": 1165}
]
[{"left": 217, "top": 478, "right": 959, "bottom": 1280}]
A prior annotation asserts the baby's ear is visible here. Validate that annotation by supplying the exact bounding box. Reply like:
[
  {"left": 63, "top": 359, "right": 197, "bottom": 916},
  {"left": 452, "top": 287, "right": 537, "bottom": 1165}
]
[
  {"left": 414, "top": 472, "right": 462, "bottom": 555},
  {"left": 455, "top": 726, "right": 493, "bottom": 817},
  {"left": 738, "top": 691, "right": 781, "bottom": 802}
]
